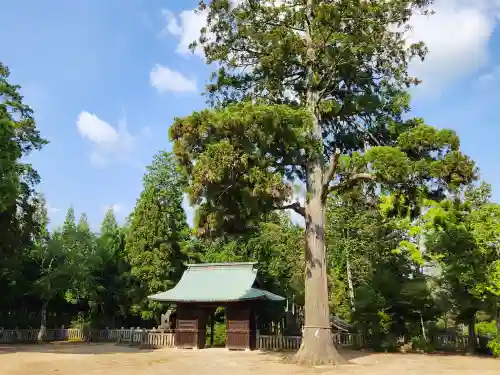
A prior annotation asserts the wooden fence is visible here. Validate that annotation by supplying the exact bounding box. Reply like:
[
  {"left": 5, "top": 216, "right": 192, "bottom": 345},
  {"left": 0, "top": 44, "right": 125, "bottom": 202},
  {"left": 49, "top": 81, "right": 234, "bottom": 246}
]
[
  {"left": 257, "top": 332, "right": 362, "bottom": 351},
  {"left": 433, "top": 333, "right": 470, "bottom": 350},
  {"left": 0, "top": 328, "right": 483, "bottom": 352},
  {"left": 0, "top": 328, "right": 175, "bottom": 348}
]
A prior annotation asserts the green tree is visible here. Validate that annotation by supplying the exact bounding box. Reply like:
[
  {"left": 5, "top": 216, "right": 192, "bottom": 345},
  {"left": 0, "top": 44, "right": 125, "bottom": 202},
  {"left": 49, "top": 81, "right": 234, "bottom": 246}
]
[
  {"left": 469, "top": 202, "right": 500, "bottom": 335},
  {"left": 0, "top": 61, "right": 47, "bottom": 318},
  {"left": 125, "top": 151, "right": 189, "bottom": 321},
  {"left": 170, "top": 0, "right": 475, "bottom": 364},
  {"left": 29, "top": 196, "right": 71, "bottom": 340},
  {"left": 91, "top": 209, "right": 130, "bottom": 327},
  {"left": 327, "top": 190, "right": 437, "bottom": 348},
  {"left": 59, "top": 209, "right": 100, "bottom": 305},
  {"left": 0, "top": 61, "right": 47, "bottom": 211},
  {"left": 422, "top": 187, "right": 492, "bottom": 353}
]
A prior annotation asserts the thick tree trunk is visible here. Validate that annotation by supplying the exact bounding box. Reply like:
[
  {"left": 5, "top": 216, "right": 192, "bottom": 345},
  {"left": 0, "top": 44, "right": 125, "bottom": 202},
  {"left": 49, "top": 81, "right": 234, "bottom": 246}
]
[
  {"left": 291, "top": 0, "right": 346, "bottom": 366},
  {"left": 38, "top": 300, "right": 49, "bottom": 343},
  {"left": 291, "top": 164, "right": 346, "bottom": 365}
]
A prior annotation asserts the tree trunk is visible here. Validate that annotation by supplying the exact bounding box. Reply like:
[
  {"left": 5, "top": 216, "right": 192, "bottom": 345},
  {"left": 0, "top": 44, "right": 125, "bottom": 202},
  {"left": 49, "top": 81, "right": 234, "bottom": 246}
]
[
  {"left": 292, "top": 179, "right": 346, "bottom": 365},
  {"left": 467, "top": 315, "right": 476, "bottom": 354},
  {"left": 291, "top": 0, "right": 346, "bottom": 366},
  {"left": 346, "top": 256, "right": 355, "bottom": 312},
  {"left": 420, "top": 313, "right": 426, "bottom": 341},
  {"left": 38, "top": 300, "right": 49, "bottom": 343}
]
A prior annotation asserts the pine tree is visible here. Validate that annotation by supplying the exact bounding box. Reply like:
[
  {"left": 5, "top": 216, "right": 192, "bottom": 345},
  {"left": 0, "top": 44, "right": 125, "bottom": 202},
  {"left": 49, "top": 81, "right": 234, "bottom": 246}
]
[
  {"left": 170, "top": 0, "right": 476, "bottom": 364},
  {"left": 125, "top": 151, "right": 189, "bottom": 321}
]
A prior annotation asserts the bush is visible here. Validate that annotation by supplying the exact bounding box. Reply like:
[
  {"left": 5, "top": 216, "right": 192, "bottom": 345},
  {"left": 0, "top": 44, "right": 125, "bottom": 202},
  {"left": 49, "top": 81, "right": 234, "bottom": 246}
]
[
  {"left": 487, "top": 335, "right": 500, "bottom": 357},
  {"left": 381, "top": 334, "right": 399, "bottom": 352},
  {"left": 476, "top": 321, "right": 497, "bottom": 336},
  {"left": 412, "top": 336, "right": 435, "bottom": 353}
]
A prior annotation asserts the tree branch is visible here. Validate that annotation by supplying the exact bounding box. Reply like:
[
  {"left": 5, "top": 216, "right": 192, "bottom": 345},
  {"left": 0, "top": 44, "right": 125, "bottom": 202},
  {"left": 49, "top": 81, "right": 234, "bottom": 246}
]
[
  {"left": 326, "top": 173, "right": 377, "bottom": 196},
  {"left": 274, "top": 202, "right": 305, "bottom": 218},
  {"left": 324, "top": 148, "right": 341, "bottom": 185},
  {"left": 321, "top": 148, "right": 341, "bottom": 201}
]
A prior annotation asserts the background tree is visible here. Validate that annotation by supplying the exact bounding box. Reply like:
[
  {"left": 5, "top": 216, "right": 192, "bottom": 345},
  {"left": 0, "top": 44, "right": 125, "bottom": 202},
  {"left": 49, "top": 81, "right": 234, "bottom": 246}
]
[
  {"left": 90, "top": 209, "right": 130, "bottom": 327},
  {"left": 170, "top": 0, "right": 475, "bottom": 364},
  {"left": 29, "top": 198, "right": 71, "bottom": 340},
  {"left": 0, "top": 61, "right": 47, "bottom": 325},
  {"left": 470, "top": 203, "right": 500, "bottom": 335},
  {"left": 125, "top": 151, "right": 189, "bottom": 322}
]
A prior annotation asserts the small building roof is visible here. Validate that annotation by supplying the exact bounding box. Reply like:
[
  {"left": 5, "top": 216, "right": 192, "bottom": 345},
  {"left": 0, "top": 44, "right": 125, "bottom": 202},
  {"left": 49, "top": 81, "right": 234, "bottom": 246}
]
[
  {"left": 148, "top": 262, "right": 285, "bottom": 303},
  {"left": 331, "top": 315, "right": 353, "bottom": 332}
]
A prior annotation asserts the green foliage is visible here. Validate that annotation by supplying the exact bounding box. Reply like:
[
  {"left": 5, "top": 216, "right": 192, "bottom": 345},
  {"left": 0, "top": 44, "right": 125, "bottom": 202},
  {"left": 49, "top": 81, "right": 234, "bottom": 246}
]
[
  {"left": 0, "top": 61, "right": 47, "bottom": 212},
  {"left": 125, "top": 151, "right": 189, "bottom": 320},
  {"left": 0, "top": 61, "right": 47, "bottom": 323},
  {"left": 327, "top": 189, "right": 439, "bottom": 348},
  {"left": 206, "top": 322, "right": 227, "bottom": 347},
  {"left": 476, "top": 321, "right": 497, "bottom": 336},
  {"left": 170, "top": 0, "right": 477, "bottom": 237},
  {"left": 70, "top": 312, "right": 92, "bottom": 338},
  {"left": 412, "top": 336, "right": 435, "bottom": 352},
  {"left": 170, "top": 102, "right": 313, "bottom": 234},
  {"left": 488, "top": 335, "right": 500, "bottom": 357}
]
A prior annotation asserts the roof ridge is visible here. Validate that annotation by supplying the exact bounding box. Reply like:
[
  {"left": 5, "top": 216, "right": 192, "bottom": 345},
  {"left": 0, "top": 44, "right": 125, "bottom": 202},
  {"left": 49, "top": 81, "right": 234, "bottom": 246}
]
[{"left": 186, "top": 262, "right": 257, "bottom": 268}]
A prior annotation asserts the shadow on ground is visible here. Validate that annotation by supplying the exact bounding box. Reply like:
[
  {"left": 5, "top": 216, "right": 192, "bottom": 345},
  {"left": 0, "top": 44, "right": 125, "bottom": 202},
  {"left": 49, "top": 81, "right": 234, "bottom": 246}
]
[{"left": 0, "top": 342, "right": 154, "bottom": 355}]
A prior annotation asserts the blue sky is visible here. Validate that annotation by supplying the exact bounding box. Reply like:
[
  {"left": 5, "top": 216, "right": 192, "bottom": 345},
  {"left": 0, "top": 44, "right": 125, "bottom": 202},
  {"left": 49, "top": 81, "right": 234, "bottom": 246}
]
[{"left": 2, "top": 0, "right": 500, "bottom": 229}]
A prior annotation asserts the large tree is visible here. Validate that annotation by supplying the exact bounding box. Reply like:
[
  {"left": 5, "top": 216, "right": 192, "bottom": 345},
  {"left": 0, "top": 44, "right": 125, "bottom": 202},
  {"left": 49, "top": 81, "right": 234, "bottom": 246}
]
[
  {"left": 0, "top": 61, "right": 47, "bottom": 327},
  {"left": 169, "top": 0, "right": 475, "bottom": 364},
  {"left": 125, "top": 151, "right": 189, "bottom": 321}
]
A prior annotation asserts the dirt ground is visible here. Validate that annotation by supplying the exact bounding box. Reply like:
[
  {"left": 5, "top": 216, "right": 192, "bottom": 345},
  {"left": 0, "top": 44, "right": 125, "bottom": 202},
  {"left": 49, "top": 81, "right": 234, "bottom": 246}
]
[{"left": 1, "top": 343, "right": 499, "bottom": 375}]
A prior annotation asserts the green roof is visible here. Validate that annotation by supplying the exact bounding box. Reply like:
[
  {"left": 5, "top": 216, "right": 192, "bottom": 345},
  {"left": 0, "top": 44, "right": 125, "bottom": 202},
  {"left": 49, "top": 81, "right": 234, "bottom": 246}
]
[{"left": 148, "top": 262, "right": 285, "bottom": 303}]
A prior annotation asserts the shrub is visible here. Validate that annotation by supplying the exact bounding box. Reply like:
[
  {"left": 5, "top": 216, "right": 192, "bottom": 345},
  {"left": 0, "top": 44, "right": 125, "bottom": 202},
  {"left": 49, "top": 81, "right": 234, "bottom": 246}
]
[
  {"left": 476, "top": 321, "right": 497, "bottom": 336},
  {"left": 381, "top": 333, "right": 399, "bottom": 352},
  {"left": 412, "top": 336, "right": 435, "bottom": 353},
  {"left": 487, "top": 335, "right": 500, "bottom": 357}
]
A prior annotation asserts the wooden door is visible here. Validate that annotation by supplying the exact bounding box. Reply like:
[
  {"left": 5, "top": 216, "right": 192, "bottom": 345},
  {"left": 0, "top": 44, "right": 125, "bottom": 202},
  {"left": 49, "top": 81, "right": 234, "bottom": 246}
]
[
  {"left": 175, "top": 304, "right": 206, "bottom": 349},
  {"left": 226, "top": 305, "right": 251, "bottom": 350}
]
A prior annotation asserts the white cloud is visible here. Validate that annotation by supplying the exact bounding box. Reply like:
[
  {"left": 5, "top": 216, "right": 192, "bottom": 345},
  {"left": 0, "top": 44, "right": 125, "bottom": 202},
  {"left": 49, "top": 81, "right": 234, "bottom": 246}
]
[
  {"left": 149, "top": 64, "right": 197, "bottom": 93},
  {"left": 160, "top": 9, "right": 208, "bottom": 57},
  {"left": 407, "top": 0, "right": 499, "bottom": 92},
  {"left": 77, "top": 111, "right": 135, "bottom": 166},
  {"left": 162, "top": 0, "right": 500, "bottom": 92}
]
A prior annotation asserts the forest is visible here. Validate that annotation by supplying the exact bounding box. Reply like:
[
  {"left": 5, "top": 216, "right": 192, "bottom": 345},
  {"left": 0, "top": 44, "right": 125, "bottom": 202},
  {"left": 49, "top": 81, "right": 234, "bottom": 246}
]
[{"left": 2, "top": 0, "right": 500, "bottom": 367}]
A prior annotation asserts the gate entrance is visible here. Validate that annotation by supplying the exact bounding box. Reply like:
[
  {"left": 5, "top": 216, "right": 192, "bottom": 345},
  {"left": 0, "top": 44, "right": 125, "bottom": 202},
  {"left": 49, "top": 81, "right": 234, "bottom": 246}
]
[{"left": 149, "top": 262, "right": 284, "bottom": 350}]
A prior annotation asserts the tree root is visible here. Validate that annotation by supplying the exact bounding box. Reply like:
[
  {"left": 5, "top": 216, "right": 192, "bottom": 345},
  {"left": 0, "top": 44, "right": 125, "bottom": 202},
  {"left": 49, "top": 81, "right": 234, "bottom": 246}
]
[{"left": 288, "top": 328, "right": 348, "bottom": 366}]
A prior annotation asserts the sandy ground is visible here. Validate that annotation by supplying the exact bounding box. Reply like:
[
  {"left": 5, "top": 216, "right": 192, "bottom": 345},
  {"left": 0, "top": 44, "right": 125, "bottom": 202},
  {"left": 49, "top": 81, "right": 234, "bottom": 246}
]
[{"left": 1, "top": 343, "right": 499, "bottom": 375}]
